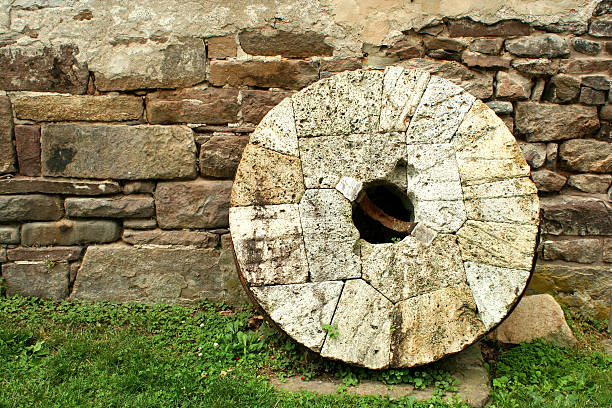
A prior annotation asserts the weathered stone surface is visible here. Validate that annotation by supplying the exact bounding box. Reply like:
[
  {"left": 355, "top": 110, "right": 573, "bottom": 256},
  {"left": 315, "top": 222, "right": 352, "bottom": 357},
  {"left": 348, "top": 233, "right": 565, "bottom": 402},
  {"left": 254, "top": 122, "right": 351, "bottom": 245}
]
[
  {"left": 594, "top": 1, "right": 612, "bottom": 16},
  {"left": 21, "top": 220, "right": 121, "bottom": 246},
  {"left": 560, "top": 58, "right": 612, "bottom": 74},
  {"left": 241, "top": 90, "right": 292, "bottom": 124},
  {"left": 531, "top": 169, "right": 567, "bottom": 192},
  {"left": 229, "top": 204, "right": 309, "bottom": 286},
  {"left": 457, "top": 220, "right": 538, "bottom": 270},
  {"left": 14, "top": 125, "right": 40, "bottom": 176},
  {"left": 321, "top": 279, "right": 392, "bottom": 369},
  {"left": 123, "top": 219, "right": 157, "bottom": 230},
  {"left": 335, "top": 176, "right": 362, "bottom": 202},
  {"left": 207, "top": 35, "right": 237, "bottom": 59},
  {"left": 0, "top": 195, "right": 62, "bottom": 222},
  {"left": 465, "top": 194, "right": 539, "bottom": 224},
  {"left": 580, "top": 87, "right": 607, "bottom": 105},
  {"left": 239, "top": 29, "right": 332, "bottom": 58},
  {"left": 572, "top": 37, "right": 601, "bottom": 55},
  {"left": 362, "top": 235, "right": 465, "bottom": 303},
  {"left": 490, "top": 294, "right": 577, "bottom": 347},
  {"left": 567, "top": 174, "right": 612, "bottom": 193},
  {"left": 252, "top": 282, "right": 343, "bottom": 351},
  {"left": 546, "top": 143, "right": 558, "bottom": 166},
  {"left": 559, "top": 139, "right": 612, "bottom": 172},
  {"left": 384, "top": 38, "right": 425, "bottom": 60},
  {"left": 531, "top": 79, "right": 546, "bottom": 101},
  {"left": 582, "top": 75, "right": 610, "bottom": 91},
  {"left": 122, "top": 181, "right": 156, "bottom": 194},
  {"left": 511, "top": 58, "right": 559, "bottom": 76},
  {"left": 0, "top": 225, "right": 20, "bottom": 244},
  {"left": 0, "top": 45, "right": 88, "bottom": 93},
  {"left": 590, "top": 19, "right": 612, "bottom": 37},
  {"left": 41, "top": 124, "right": 197, "bottom": 180},
  {"left": 540, "top": 195, "right": 612, "bottom": 235},
  {"left": 426, "top": 49, "right": 461, "bottom": 62},
  {"left": 423, "top": 37, "right": 467, "bottom": 52},
  {"left": 231, "top": 144, "right": 304, "bottom": 206},
  {"left": 407, "top": 76, "right": 475, "bottom": 144},
  {"left": 542, "top": 238, "right": 601, "bottom": 263},
  {"left": 146, "top": 88, "right": 239, "bottom": 125},
  {"left": 156, "top": 180, "right": 232, "bottom": 229},
  {"left": 0, "top": 177, "right": 121, "bottom": 195},
  {"left": 7, "top": 247, "right": 83, "bottom": 262},
  {"left": 65, "top": 196, "right": 154, "bottom": 218},
  {"left": 209, "top": 60, "right": 318, "bottom": 90},
  {"left": 0, "top": 95, "right": 16, "bottom": 175},
  {"left": 486, "top": 101, "right": 513, "bottom": 115},
  {"left": 519, "top": 142, "right": 547, "bottom": 169},
  {"left": 604, "top": 239, "right": 612, "bottom": 263},
  {"left": 299, "top": 189, "right": 360, "bottom": 281},
  {"left": 468, "top": 38, "right": 504, "bottom": 55},
  {"left": 3, "top": 262, "right": 70, "bottom": 300},
  {"left": 515, "top": 102, "right": 600, "bottom": 142},
  {"left": 122, "top": 229, "right": 218, "bottom": 248},
  {"left": 461, "top": 178, "right": 537, "bottom": 200},
  {"left": 248, "top": 98, "right": 298, "bottom": 157},
  {"left": 601, "top": 105, "right": 612, "bottom": 121},
  {"left": 72, "top": 246, "right": 246, "bottom": 306},
  {"left": 505, "top": 34, "right": 570, "bottom": 58},
  {"left": 400, "top": 59, "right": 493, "bottom": 99},
  {"left": 448, "top": 18, "right": 530, "bottom": 37},
  {"left": 13, "top": 93, "right": 143, "bottom": 122},
  {"left": 379, "top": 67, "right": 430, "bottom": 132},
  {"left": 465, "top": 262, "right": 530, "bottom": 330},
  {"left": 91, "top": 39, "right": 207, "bottom": 91},
  {"left": 391, "top": 285, "right": 485, "bottom": 368},
  {"left": 320, "top": 58, "right": 362, "bottom": 73},
  {"left": 543, "top": 74, "right": 581, "bottom": 103},
  {"left": 199, "top": 134, "right": 248, "bottom": 178},
  {"left": 495, "top": 71, "right": 532, "bottom": 100},
  {"left": 293, "top": 70, "right": 383, "bottom": 137},
  {"left": 462, "top": 51, "right": 510, "bottom": 69},
  {"left": 300, "top": 132, "right": 406, "bottom": 189}
]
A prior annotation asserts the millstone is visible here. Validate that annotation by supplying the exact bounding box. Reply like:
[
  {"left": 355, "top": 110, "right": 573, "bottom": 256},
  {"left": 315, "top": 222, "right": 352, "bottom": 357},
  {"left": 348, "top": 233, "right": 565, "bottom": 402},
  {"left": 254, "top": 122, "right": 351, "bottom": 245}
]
[{"left": 229, "top": 67, "right": 540, "bottom": 369}]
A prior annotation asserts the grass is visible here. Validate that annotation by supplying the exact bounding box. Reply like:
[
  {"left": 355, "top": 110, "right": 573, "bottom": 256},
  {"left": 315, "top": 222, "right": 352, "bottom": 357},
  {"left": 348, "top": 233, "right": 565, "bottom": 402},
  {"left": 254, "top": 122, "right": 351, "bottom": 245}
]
[{"left": 0, "top": 295, "right": 609, "bottom": 408}]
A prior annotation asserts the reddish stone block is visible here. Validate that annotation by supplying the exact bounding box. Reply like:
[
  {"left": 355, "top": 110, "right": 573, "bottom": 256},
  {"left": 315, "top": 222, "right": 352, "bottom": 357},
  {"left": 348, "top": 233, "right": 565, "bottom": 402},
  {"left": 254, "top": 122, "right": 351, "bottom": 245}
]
[
  {"left": 209, "top": 60, "right": 319, "bottom": 90},
  {"left": 207, "top": 35, "right": 237, "bottom": 59},
  {"left": 14, "top": 125, "right": 41, "bottom": 176},
  {"left": 241, "top": 90, "right": 293, "bottom": 124}
]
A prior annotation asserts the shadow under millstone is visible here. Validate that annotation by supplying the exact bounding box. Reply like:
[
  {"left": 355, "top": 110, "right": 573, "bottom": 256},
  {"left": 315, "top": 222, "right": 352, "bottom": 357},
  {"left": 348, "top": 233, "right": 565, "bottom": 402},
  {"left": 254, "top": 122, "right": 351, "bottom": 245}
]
[{"left": 270, "top": 343, "right": 490, "bottom": 407}]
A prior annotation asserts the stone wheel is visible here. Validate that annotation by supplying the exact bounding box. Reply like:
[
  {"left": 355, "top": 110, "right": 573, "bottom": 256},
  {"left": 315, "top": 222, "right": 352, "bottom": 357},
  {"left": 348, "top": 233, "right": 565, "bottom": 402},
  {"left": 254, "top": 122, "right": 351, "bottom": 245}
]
[{"left": 229, "top": 67, "right": 540, "bottom": 369}]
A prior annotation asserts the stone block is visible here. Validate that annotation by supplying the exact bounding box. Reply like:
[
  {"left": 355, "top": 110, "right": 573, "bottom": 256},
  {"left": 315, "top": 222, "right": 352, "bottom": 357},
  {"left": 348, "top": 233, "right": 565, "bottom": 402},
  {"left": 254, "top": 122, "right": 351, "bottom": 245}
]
[
  {"left": 209, "top": 60, "right": 318, "bottom": 90},
  {"left": 462, "top": 51, "right": 510, "bottom": 68},
  {"left": 423, "top": 37, "right": 467, "bottom": 52},
  {"left": 447, "top": 18, "right": 530, "bottom": 37},
  {"left": 0, "top": 195, "right": 62, "bottom": 222},
  {"left": 604, "top": 239, "right": 612, "bottom": 263},
  {"left": 511, "top": 58, "right": 559, "bottom": 76},
  {"left": 505, "top": 34, "right": 570, "bottom": 58},
  {"left": 582, "top": 75, "right": 610, "bottom": 91},
  {"left": 559, "top": 139, "right": 612, "bottom": 172},
  {"left": 590, "top": 19, "right": 612, "bottom": 37},
  {"left": 199, "top": 134, "right": 249, "bottom": 179},
  {"left": 21, "top": 220, "right": 120, "bottom": 246},
  {"left": 122, "top": 229, "right": 218, "bottom": 248},
  {"left": 41, "top": 124, "right": 197, "bottom": 180},
  {"left": 379, "top": 67, "right": 430, "bottom": 133},
  {"left": 207, "top": 35, "right": 237, "bottom": 59},
  {"left": 515, "top": 102, "right": 599, "bottom": 142},
  {"left": 518, "top": 142, "right": 547, "bottom": 169},
  {"left": 468, "top": 38, "right": 504, "bottom": 55},
  {"left": 241, "top": 90, "right": 292, "bottom": 124},
  {"left": 567, "top": 174, "right": 612, "bottom": 193},
  {"left": 530, "top": 169, "right": 567, "bottom": 192},
  {"left": 71, "top": 246, "right": 247, "bottom": 306},
  {"left": 0, "top": 45, "right": 88, "bottom": 93},
  {"left": 0, "top": 177, "right": 121, "bottom": 195},
  {"left": 146, "top": 88, "right": 239, "bottom": 125},
  {"left": 543, "top": 74, "right": 581, "bottom": 103},
  {"left": 320, "top": 58, "right": 362, "bottom": 73},
  {"left": 0, "top": 96, "right": 16, "bottom": 175},
  {"left": 248, "top": 98, "right": 299, "bottom": 156},
  {"left": 572, "top": 38, "right": 601, "bottom": 55},
  {"left": 486, "top": 101, "right": 513, "bottom": 115},
  {"left": 3, "top": 262, "right": 70, "bottom": 300},
  {"left": 560, "top": 58, "right": 612, "bottom": 74},
  {"left": 12, "top": 94, "right": 143, "bottom": 122},
  {"left": 7, "top": 247, "right": 83, "bottom": 262},
  {"left": 540, "top": 195, "right": 612, "bottom": 235},
  {"left": 495, "top": 71, "right": 532, "bottom": 100},
  {"left": 0, "top": 225, "right": 20, "bottom": 244},
  {"left": 580, "top": 87, "right": 607, "bottom": 105},
  {"left": 14, "top": 125, "right": 41, "bottom": 176},
  {"left": 65, "top": 196, "right": 155, "bottom": 218},
  {"left": 239, "top": 29, "right": 332, "bottom": 58},
  {"left": 156, "top": 180, "right": 232, "bottom": 229},
  {"left": 542, "top": 238, "right": 601, "bottom": 264},
  {"left": 122, "top": 219, "right": 157, "bottom": 230}
]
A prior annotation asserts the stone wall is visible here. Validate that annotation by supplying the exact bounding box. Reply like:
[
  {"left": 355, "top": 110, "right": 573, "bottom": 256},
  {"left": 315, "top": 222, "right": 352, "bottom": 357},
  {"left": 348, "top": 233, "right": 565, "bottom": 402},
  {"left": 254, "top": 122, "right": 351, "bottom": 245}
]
[{"left": 0, "top": 1, "right": 610, "bottom": 318}]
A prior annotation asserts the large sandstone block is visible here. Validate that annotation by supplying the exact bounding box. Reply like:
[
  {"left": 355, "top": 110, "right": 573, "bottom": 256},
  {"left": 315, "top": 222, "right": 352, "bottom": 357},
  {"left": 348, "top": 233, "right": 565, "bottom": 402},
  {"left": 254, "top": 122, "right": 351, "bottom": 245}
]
[
  {"left": 3, "top": 262, "right": 70, "bottom": 300},
  {"left": 71, "top": 246, "right": 246, "bottom": 306},
  {"left": 41, "top": 124, "right": 197, "bottom": 180},
  {"left": 21, "top": 220, "right": 120, "bottom": 246},
  {"left": 239, "top": 29, "right": 333, "bottom": 58},
  {"left": 156, "top": 180, "right": 232, "bottom": 229},
  {"left": 0, "top": 195, "right": 62, "bottom": 222},
  {"left": 540, "top": 196, "right": 612, "bottom": 235},
  {"left": 209, "top": 60, "right": 318, "bottom": 90},
  {"left": 0, "top": 96, "right": 16, "bottom": 175},
  {"left": 0, "top": 177, "right": 121, "bottom": 195},
  {"left": 559, "top": 139, "right": 612, "bottom": 173},
  {"left": 146, "top": 88, "right": 239, "bottom": 125},
  {"left": 515, "top": 102, "right": 599, "bottom": 142},
  {"left": 65, "top": 196, "right": 155, "bottom": 218}
]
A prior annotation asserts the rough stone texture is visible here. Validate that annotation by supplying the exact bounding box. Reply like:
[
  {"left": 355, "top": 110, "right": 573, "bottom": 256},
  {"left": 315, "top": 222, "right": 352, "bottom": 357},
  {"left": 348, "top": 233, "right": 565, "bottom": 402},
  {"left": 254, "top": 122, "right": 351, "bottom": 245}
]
[
  {"left": 21, "top": 220, "right": 121, "bottom": 246},
  {"left": 582, "top": 75, "right": 610, "bottom": 91},
  {"left": 515, "top": 102, "right": 600, "bottom": 142},
  {"left": 495, "top": 71, "right": 532, "bottom": 100},
  {"left": 531, "top": 169, "right": 567, "bottom": 192},
  {"left": 590, "top": 19, "right": 612, "bottom": 37},
  {"left": 156, "top": 180, "right": 232, "bottom": 229},
  {"left": 229, "top": 204, "right": 309, "bottom": 286},
  {"left": 0, "top": 225, "right": 20, "bottom": 244},
  {"left": 462, "top": 51, "right": 511, "bottom": 69},
  {"left": 146, "top": 88, "right": 239, "bottom": 125},
  {"left": 567, "top": 174, "right": 612, "bottom": 193},
  {"left": 41, "top": 124, "right": 197, "bottom": 180},
  {"left": 12, "top": 94, "right": 143, "bottom": 122},
  {"left": 543, "top": 74, "right": 581, "bottom": 103},
  {"left": 604, "top": 239, "right": 612, "bottom": 263},
  {"left": 464, "top": 194, "right": 539, "bottom": 224},
  {"left": 209, "top": 60, "right": 318, "bottom": 90},
  {"left": 252, "top": 282, "right": 343, "bottom": 351},
  {"left": 247, "top": 98, "right": 298, "bottom": 156},
  {"left": 199, "top": 134, "right": 249, "bottom": 178},
  {"left": 7, "top": 247, "right": 83, "bottom": 262},
  {"left": 580, "top": 87, "right": 607, "bottom": 105},
  {"left": 3, "top": 262, "right": 70, "bottom": 300},
  {"left": 505, "top": 34, "right": 570, "bottom": 58},
  {"left": 122, "top": 219, "right": 157, "bottom": 230},
  {"left": 321, "top": 279, "right": 393, "bottom": 369},
  {"left": 239, "top": 29, "right": 333, "bottom": 58},
  {"left": 379, "top": 67, "right": 430, "bottom": 132},
  {"left": 299, "top": 189, "right": 360, "bottom": 281},
  {"left": 469, "top": 38, "right": 504, "bottom": 55},
  {"left": 123, "top": 181, "right": 156, "bottom": 195},
  {"left": 0, "top": 194, "right": 62, "bottom": 222},
  {"left": 560, "top": 58, "right": 612, "bottom": 74},
  {"left": 448, "top": 18, "right": 530, "bottom": 37},
  {"left": 71, "top": 246, "right": 246, "bottom": 306},
  {"left": 14, "top": 125, "right": 41, "bottom": 176},
  {"left": 391, "top": 285, "right": 485, "bottom": 368},
  {"left": 231, "top": 144, "right": 304, "bottom": 206},
  {"left": 207, "top": 35, "right": 237, "bottom": 59},
  {"left": 542, "top": 238, "right": 601, "bottom": 264},
  {"left": 490, "top": 294, "right": 577, "bottom": 347},
  {"left": 559, "top": 139, "right": 612, "bottom": 173},
  {"left": 241, "top": 90, "right": 292, "bottom": 124},
  {"left": 461, "top": 178, "right": 537, "bottom": 200},
  {"left": 486, "top": 101, "right": 513, "bottom": 115},
  {"left": 519, "top": 142, "right": 547, "bottom": 169},
  {"left": 0, "top": 177, "right": 121, "bottom": 195},
  {"left": 0, "top": 45, "right": 88, "bottom": 93},
  {"left": 511, "top": 58, "right": 559, "bottom": 76},
  {"left": 122, "top": 229, "right": 218, "bottom": 248},
  {"left": 65, "top": 196, "right": 155, "bottom": 218},
  {"left": 0, "top": 96, "right": 16, "bottom": 175},
  {"left": 464, "top": 262, "right": 530, "bottom": 329},
  {"left": 572, "top": 37, "right": 601, "bottom": 55},
  {"left": 540, "top": 195, "right": 612, "bottom": 235}
]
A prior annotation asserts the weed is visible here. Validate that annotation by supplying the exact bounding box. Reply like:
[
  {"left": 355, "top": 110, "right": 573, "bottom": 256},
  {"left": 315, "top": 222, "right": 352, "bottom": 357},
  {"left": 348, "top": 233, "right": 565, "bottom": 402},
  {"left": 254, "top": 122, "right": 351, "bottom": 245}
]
[{"left": 322, "top": 323, "right": 339, "bottom": 339}]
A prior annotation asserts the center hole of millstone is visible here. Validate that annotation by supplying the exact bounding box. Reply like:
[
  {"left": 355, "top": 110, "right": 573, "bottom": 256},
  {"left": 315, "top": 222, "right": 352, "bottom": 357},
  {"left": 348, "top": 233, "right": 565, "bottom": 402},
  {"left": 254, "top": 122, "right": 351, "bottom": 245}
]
[{"left": 352, "top": 182, "right": 415, "bottom": 244}]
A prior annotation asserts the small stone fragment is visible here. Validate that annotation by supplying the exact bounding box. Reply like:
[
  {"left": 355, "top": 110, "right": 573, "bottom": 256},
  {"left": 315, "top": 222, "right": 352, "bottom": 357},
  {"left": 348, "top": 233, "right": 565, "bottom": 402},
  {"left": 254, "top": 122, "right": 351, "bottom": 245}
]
[
  {"left": 486, "top": 101, "right": 513, "bottom": 115},
  {"left": 122, "top": 181, "right": 155, "bottom": 194},
  {"left": 468, "top": 38, "right": 504, "bottom": 55},
  {"left": 123, "top": 219, "right": 157, "bottom": 230},
  {"left": 495, "top": 71, "right": 532, "bottom": 100},
  {"left": 511, "top": 58, "right": 559, "bottom": 76},
  {"left": 0, "top": 225, "right": 20, "bottom": 244},
  {"left": 518, "top": 142, "right": 547, "bottom": 169},
  {"left": 335, "top": 177, "right": 363, "bottom": 202},
  {"left": 572, "top": 38, "right": 601, "bottom": 55},
  {"left": 462, "top": 51, "right": 511, "bottom": 68},
  {"left": 530, "top": 169, "right": 567, "bottom": 192}
]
